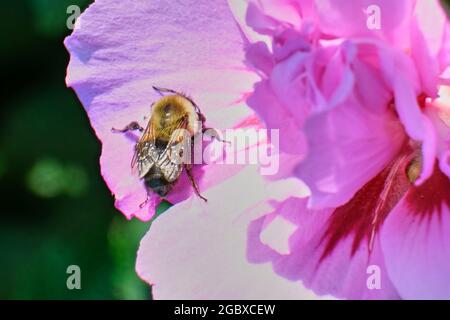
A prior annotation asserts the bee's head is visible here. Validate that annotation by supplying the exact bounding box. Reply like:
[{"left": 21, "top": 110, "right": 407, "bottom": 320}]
[{"left": 154, "top": 95, "right": 188, "bottom": 120}]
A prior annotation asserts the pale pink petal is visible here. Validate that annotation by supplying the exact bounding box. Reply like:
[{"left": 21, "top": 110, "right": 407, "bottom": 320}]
[
  {"left": 380, "top": 167, "right": 450, "bottom": 299},
  {"left": 65, "top": 0, "right": 257, "bottom": 220},
  {"left": 136, "top": 166, "right": 317, "bottom": 299}
]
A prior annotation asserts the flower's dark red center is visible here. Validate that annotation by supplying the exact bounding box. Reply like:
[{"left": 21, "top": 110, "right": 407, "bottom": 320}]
[
  {"left": 319, "top": 142, "right": 450, "bottom": 261},
  {"left": 406, "top": 163, "right": 450, "bottom": 219}
]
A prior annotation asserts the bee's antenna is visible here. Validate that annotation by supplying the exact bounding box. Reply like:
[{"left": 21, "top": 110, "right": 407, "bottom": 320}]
[
  {"left": 152, "top": 86, "right": 164, "bottom": 96},
  {"left": 153, "top": 86, "right": 177, "bottom": 96}
]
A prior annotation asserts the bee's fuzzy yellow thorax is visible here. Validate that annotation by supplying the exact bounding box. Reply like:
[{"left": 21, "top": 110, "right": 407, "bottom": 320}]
[{"left": 151, "top": 95, "right": 199, "bottom": 141}]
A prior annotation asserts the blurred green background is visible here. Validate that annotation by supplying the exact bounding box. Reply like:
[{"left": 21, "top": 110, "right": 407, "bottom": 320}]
[{"left": 0, "top": 0, "right": 154, "bottom": 299}]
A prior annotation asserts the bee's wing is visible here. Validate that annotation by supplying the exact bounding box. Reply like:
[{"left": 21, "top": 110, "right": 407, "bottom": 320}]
[
  {"left": 157, "top": 142, "right": 184, "bottom": 182},
  {"left": 156, "top": 115, "right": 190, "bottom": 182},
  {"left": 134, "top": 141, "right": 161, "bottom": 179},
  {"left": 132, "top": 119, "right": 158, "bottom": 178}
]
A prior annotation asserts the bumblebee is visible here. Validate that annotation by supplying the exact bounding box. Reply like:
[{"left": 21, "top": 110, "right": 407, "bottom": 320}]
[{"left": 112, "top": 86, "right": 209, "bottom": 206}]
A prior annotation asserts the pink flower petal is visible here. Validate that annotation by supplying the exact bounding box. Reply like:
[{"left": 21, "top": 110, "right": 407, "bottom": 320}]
[
  {"left": 296, "top": 97, "right": 405, "bottom": 209},
  {"left": 380, "top": 166, "right": 450, "bottom": 299},
  {"left": 310, "top": 0, "right": 415, "bottom": 46},
  {"left": 440, "top": 150, "right": 450, "bottom": 177},
  {"left": 65, "top": 0, "right": 257, "bottom": 220},
  {"left": 247, "top": 81, "right": 306, "bottom": 155},
  {"left": 247, "top": 197, "right": 400, "bottom": 299},
  {"left": 269, "top": 51, "right": 314, "bottom": 117},
  {"left": 411, "top": 0, "right": 448, "bottom": 98},
  {"left": 351, "top": 45, "right": 391, "bottom": 113},
  {"left": 245, "top": 1, "right": 282, "bottom": 36},
  {"left": 136, "top": 166, "right": 317, "bottom": 299},
  {"left": 245, "top": 42, "right": 274, "bottom": 76}
]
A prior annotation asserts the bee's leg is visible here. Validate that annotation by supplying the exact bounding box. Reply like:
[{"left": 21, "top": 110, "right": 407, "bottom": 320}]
[
  {"left": 111, "top": 121, "right": 144, "bottom": 133},
  {"left": 184, "top": 164, "right": 207, "bottom": 202},
  {"left": 139, "top": 188, "right": 151, "bottom": 209},
  {"left": 139, "top": 193, "right": 150, "bottom": 209},
  {"left": 202, "top": 127, "right": 231, "bottom": 144}
]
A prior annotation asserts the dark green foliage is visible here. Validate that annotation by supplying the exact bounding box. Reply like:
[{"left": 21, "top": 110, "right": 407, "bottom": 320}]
[{"left": 0, "top": 1, "right": 156, "bottom": 299}]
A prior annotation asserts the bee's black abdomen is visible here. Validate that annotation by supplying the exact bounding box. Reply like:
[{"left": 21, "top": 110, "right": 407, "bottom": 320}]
[
  {"left": 144, "top": 167, "right": 174, "bottom": 197},
  {"left": 154, "top": 139, "right": 168, "bottom": 149}
]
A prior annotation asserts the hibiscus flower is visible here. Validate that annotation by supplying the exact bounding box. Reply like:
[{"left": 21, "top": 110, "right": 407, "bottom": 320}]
[{"left": 236, "top": 0, "right": 450, "bottom": 299}]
